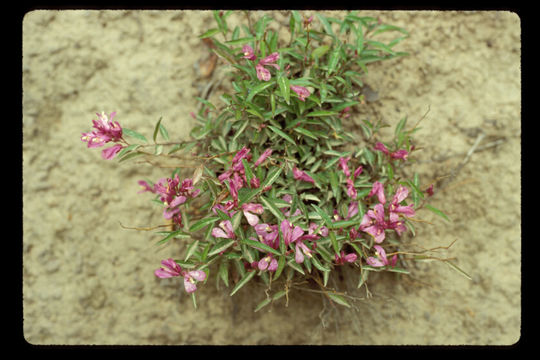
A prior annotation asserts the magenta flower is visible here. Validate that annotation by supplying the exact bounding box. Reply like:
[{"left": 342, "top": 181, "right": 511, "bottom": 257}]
[
  {"left": 353, "top": 165, "right": 363, "bottom": 178},
  {"left": 335, "top": 251, "right": 358, "bottom": 265},
  {"left": 254, "top": 148, "right": 273, "bottom": 167},
  {"left": 346, "top": 178, "right": 357, "bottom": 199},
  {"left": 256, "top": 64, "right": 271, "bottom": 81},
  {"left": 254, "top": 223, "right": 279, "bottom": 249},
  {"left": 290, "top": 85, "right": 310, "bottom": 101},
  {"left": 154, "top": 258, "right": 206, "bottom": 293},
  {"left": 101, "top": 144, "right": 124, "bottom": 160},
  {"left": 308, "top": 222, "right": 329, "bottom": 237},
  {"left": 391, "top": 149, "right": 409, "bottom": 160},
  {"left": 81, "top": 111, "right": 123, "bottom": 149},
  {"left": 374, "top": 142, "right": 390, "bottom": 155},
  {"left": 346, "top": 201, "right": 359, "bottom": 219},
  {"left": 389, "top": 185, "right": 415, "bottom": 218},
  {"left": 292, "top": 167, "right": 315, "bottom": 184},
  {"left": 366, "top": 245, "right": 397, "bottom": 268},
  {"left": 338, "top": 157, "right": 351, "bottom": 177},
  {"left": 426, "top": 184, "right": 434, "bottom": 197},
  {"left": 280, "top": 219, "right": 305, "bottom": 246},
  {"left": 242, "top": 44, "right": 256, "bottom": 61},
  {"left": 212, "top": 200, "right": 237, "bottom": 218},
  {"left": 137, "top": 180, "right": 155, "bottom": 194},
  {"left": 154, "top": 258, "right": 183, "bottom": 278},
  {"left": 280, "top": 194, "right": 302, "bottom": 217},
  {"left": 387, "top": 212, "right": 407, "bottom": 236},
  {"left": 256, "top": 254, "right": 278, "bottom": 272},
  {"left": 242, "top": 202, "right": 264, "bottom": 226},
  {"left": 367, "top": 181, "right": 386, "bottom": 205},
  {"left": 359, "top": 203, "right": 387, "bottom": 243},
  {"left": 339, "top": 106, "right": 351, "bottom": 119},
  {"left": 183, "top": 269, "right": 207, "bottom": 293},
  {"left": 294, "top": 241, "right": 313, "bottom": 264},
  {"left": 255, "top": 52, "right": 280, "bottom": 81},
  {"left": 211, "top": 220, "right": 236, "bottom": 239}
]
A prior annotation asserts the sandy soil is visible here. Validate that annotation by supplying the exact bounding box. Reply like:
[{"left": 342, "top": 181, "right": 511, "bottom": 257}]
[{"left": 22, "top": 10, "right": 521, "bottom": 345}]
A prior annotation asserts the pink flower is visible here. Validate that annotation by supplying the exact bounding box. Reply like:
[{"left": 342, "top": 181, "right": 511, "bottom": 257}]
[
  {"left": 254, "top": 223, "right": 279, "bottom": 249},
  {"left": 367, "top": 181, "right": 386, "bottom": 204},
  {"left": 154, "top": 258, "right": 183, "bottom": 278},
  {"left": 256, "top": 254, "right": 278, "bottom": 272},
  {"left": 335, "top": 251, "right": 357, "bottom": 265},
  {"left": 292, "top": 167, "right": 315, "bottom": 184},
  {"left": 280, "top": 194, "right": 302, "bottom": 217},
  {"left": 254, "top": 148, "right": 273, "bottom": 167},
  {"left": 294, "top": 241, "right": 313, "bottom": 264},
  {"left": 242, "top": 203, "right": 264, "bottom": 226},
  {"left": 359, "top": 203, "right": 387, "bottom": 243},
  {"left": 389, "top": 185, "right": 415, "bottom": 217},
  {"left": 101, "top": 144, "right": 124, "bottom": 160},
  {"left": 353, "top": 165, "right": 363, "bottom": 178},
  {"left": 391, "top": 149, "right": 409, "bottom": 160},
  {"left": 374, "top": 142, "right": 390, "bottom": 155},
  {"left": 280, "top": 219, "right": 305, "bottom": 246},
  {"left": 81, "top": 111, "right": 123, "bottom": 148},
  {"left": 183, "top": 269, "right": 207, "bottom": 293},
  {"left": 338, "top": 157, "right": 351, "bottom": 177},
  {"left": 308, "top": 222, "right": 329, "bottom": 237},
  {"left": 250, "top": 176, "right": 260, "bottom": 189},
  {"left": 137, "top": 180, "right": 155, "bottom": 194},
  {"left": 290, "top": 85, "right": 310, "bottom": 101},
  {"left": 426, "top": 184, "right": 434, "bottom": 197},
  {"left": 212, "top": 200, "right": 237, "bottom": 218},
  {"left": 387, "top": 212, "right": 407, "bottom": 236},
  {"left": 366, "top": 245, "right": 397, "bottom": 268},
  {"left": 211, "top": 220, "right": 236, "bottom": 239},
  {"left": 346, "top": 201, "right": 359, "bottom": 219},
  {"left": 242, "top": 45, "right": 257, "bottom": 61},
  {"left": 256, "top": 64, "right": 271, "bottom": 81},
  {"left": 346, "top": 178, "right": 357, "bottom": 199},
  {"left": 339, "top": 107, "right": 351, "bottom": 119},
  {"left": 154, "top": 258, "right": 207, "bottom": 293}
]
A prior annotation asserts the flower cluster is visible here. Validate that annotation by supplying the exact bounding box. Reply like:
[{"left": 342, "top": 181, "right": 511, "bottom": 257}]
[{"left": 81, "top": 111, "right": 124, "bottom": 159}]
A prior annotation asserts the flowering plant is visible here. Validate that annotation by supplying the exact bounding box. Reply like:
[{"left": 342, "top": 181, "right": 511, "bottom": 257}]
[{"left": 81, "top": 11, "right": 467, "bottom": 310}]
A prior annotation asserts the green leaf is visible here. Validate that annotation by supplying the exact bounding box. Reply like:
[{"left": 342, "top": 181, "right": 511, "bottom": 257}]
[
  {"left": 273, "top": 255, "right": 286, "bottom": 281},
  {"left": 293, "top": 127, "right": 318, "bottom": 140},
  {"left": 278, "top": 75, "right": 290, "bottom": 105},
  {"left": 260, "top": 195, "right": 285, "bottom": 222},
  {"left": 306, "top": 110, "right": 338, "bottom": 117},
  {"left": 254, "top": 297, "right": 272, "bottom": 312},
  {"left": 327, "top": 47, "right": 341, "bottom": 75},
  {"left": 268, "top": 125, "right": 296, "bottom": 146},
  {"left": 328, "top": 293, "right": 351, "bottom": 308},
  {"left": 328, "top": 231, "right": 340, "bottom": 254},
  {"left": 311, "top": 255, "right": 330, "bottom": 272},
  {"left": 230, "top": 269, "right": 256, "bottom": 296},
  {"left": 156, "top": 229, "right": 190, "bottom": 246},
  {"left": 311, "top": 45, "right": 330, "bottom": 60},
  {"left": 189, "top": 216, "right": 219, "bottom": 233},
  {"left": 243, "top": 238, "right": 282, "bottom": 257},
  {"left": 260, "top": 166, "right": 283, "bottom": 189},
  {"left": 287, "top": 259, "right": 305, "bottom": 275},
  {"left": 123, "top": 128, "right": 148, "bottom": 143},
  {"left": 246, "top": 80, "right": 276, "bottom": 103},
  {"left": 208, "top": 239, "right": 236, "bottom": 257},
  {"left": 218, "top": 262, "right": 229, "bottom": 287},
  {"left": 425, "top": 204, "right": 451, "bottom": 222},
  {"left": 316, "top": 13, "right": 336, "bottom": 39},
  {"left": 185, "top": 240, "right": 199, "bottom": 261},
  {"left": 445, "top": 260, "right": 472, "bottom": 280},
  {"left": 199, "top": 28, "right": 221, "bottom": 39},
  {"left": 311, "top": 204, "right": 332, "bottom": 227},
  {"left": 225, "top": 37, "right": 255, "bottom": 46},
  {"left": 153, "top": 116, "right": 163, "bottom": 143}
]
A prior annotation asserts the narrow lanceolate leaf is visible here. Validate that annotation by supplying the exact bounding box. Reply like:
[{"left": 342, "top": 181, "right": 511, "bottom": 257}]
[
  {"left": 306, "top": 110, "right": 338, "bottom": 117},
  {"left": 254, "top": 297, "right": 272, "bottom": 312},
  {"left": 185, "top": 240, "right": 199, "bottom": 261},
  {"left": 218, "top": 262, "right": 229, "bottom": 287},
  {"left": 268, "top": 125, "right": 296, "bottom": 146},
  {"left": 208, "top": 239, "right": 236, "bottom": 257},
  {"left": 153, "top": 116, "right": 163, "bottom": 142},
  {"left": 199, "top": 28, "right": 221, "bottom": 39},
  {"left": 293, "top": 127, "right": 318, "bottom": 140},
  {"left": 327, "top": 293, "right": 351, "bottom": 308},
  {"left": 243, "top": 238, "right": 282, "bottom": 257},
  {"left": 311, "top": 255, "right": 330, "bottom": 272},
  {"left": 189, "top": 216, "right": 220, "bottom": 233},
  {"left": 156, "top": 229, "right": 190, "bottom": 246},
  {"left": 278, "top": 75, "right": 290, "bottom": 104},
  {"left": 312, "top": 204, "right": 332, "bottom": 227},
  {"left": 123, "top": 128, "right": 148, "bottom": 143},
  {"left": 273, "top": 255, "right": 286, "bottom": 281},
  {"left": 445, "top": 260, "right": 472, "bottom": 280},
  {"left": 230, "top": 269, "right": 256, "bottom": 296},
  {"left": 246, "top": 80, "right": 276, "bottom": 103},
  {"left": 328, "top": 230, "right": 340, "bottom": 254},
  {"left": 424, "top": 204, "right": 451, "bottom": 222},
  {"left": 260, "top": 165, "right": 283, "bottom": 189},
  {"left": 260, "top": 195, "right": 285, "bottom": 222}
]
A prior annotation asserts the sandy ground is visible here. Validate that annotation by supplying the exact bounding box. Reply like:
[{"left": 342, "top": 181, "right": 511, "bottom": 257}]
[{"left": 22, "top": 10, "right": 521, "bottom": 345}]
